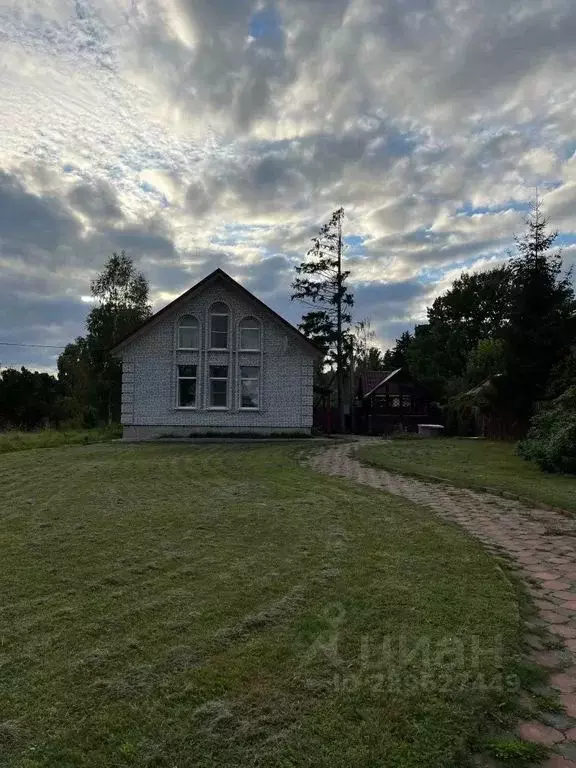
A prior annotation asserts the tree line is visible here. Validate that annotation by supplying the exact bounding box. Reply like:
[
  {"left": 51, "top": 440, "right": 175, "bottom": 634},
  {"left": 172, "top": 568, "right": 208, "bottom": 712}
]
[
  {"left": 0, "top": 252, "right": 151, "bottom": 430},
  {"left": 290, "top": 201, "right": 575, "bottom": 469},
  {"left": 1, "top": 203, "right": 574, "bottom": 470},
  {"left": 380, "top": 201, "right": 576, "bottom": 428}
]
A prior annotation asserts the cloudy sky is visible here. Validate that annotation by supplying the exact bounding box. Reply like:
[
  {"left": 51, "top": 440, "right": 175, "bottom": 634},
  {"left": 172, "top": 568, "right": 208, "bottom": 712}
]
[{"left": 2, "top": 0, "right": 576, "bottom": 372}]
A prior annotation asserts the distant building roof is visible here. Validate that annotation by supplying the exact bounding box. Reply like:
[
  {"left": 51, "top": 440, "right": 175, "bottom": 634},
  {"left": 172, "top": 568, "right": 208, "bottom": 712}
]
[
  {"left": 357, "top": 368, "right": 402, "bottom": 398},
  {"left": 459, "top": 374, "right": 504, "bottom": 401}
]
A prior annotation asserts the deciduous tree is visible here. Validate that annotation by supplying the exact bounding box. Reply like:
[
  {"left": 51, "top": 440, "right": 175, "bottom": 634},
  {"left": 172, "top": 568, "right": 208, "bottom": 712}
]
[
  {"left": 58, "top": 251, "right": 152, "bottom": 424},
  {"left": 350, "top": 319, "right": 384, "bottom": 371},
  {"left": 0, "top": 367, "right": 61, "bottom": 429}
]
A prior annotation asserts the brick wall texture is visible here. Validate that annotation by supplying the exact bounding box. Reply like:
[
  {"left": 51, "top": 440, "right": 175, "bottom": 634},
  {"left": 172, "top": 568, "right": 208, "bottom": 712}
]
[{"left": 118, "top": 277, "right": 316, "bottom": 438}]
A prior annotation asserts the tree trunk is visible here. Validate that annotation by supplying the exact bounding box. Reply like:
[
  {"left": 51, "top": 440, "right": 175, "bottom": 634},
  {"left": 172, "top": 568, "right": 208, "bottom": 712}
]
[
  {"left": 349, "top": 336, "right": 355, "bottom": 433},
  {"left": 336, "top": 212, "right": 345, "bottom": 433}
]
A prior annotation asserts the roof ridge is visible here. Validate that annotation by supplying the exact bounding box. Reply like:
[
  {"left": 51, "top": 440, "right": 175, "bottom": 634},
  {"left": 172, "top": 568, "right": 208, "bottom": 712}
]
[{"left": 111, "top": 267, "right": 323, "bottom": 357}]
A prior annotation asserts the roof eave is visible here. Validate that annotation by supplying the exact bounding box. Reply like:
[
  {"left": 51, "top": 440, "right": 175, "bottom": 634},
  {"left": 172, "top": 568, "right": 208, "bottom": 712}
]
[
  {"left": 362, "top": 368, "right": 403, "bottom": 399},
  {"left": 110, "top": 268, "right": 323, "bottom": 358}
]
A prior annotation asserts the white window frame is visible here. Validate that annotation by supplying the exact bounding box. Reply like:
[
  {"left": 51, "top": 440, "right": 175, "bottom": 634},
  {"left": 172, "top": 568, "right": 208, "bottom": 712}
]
[
  {"left": 177, "top": 315, "right": 200, "bottom": 350},
  {"left": 239, "top": 365, "right": 260, "bottom": 410},
  {"left": 238, "top": 316, "right": 261, "bottom": 352},
  {"left": 176, "top": 364, "right": 198, "bottom": 409},
  {"left": 209, "top": 303, "right": 230, "bottom": 350},
  {"left": 209, "top": 364, "right": 229, "bottom": 409}
]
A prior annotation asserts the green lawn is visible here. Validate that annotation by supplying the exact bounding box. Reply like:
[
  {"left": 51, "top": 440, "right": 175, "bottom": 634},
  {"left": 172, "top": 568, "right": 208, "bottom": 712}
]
[
  {"left": 359, "top": 438, "right": 576, "bottom": 512},
  {"left": 0, "top": 425, "right": 122, "bottom": 455},
  {"left": 0, "top": 443, "right": 521, "bottom": 767}
]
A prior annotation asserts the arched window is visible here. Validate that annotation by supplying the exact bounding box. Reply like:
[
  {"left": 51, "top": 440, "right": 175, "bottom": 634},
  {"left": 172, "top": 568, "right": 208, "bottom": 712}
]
[
  {"left": 210, "top": 302, "right": 229, "bottom": 349},
  {"left": 239, "top": 316, "right": 261, "bottom": 351},
  {"left": 178, "top": 315, "right": 199, "bottom": 349}
]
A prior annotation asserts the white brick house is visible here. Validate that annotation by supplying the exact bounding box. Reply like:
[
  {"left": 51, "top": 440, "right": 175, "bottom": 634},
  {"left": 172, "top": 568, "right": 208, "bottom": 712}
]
[{"left": 112, "top": 268, "right": 321, "bottom": 438}]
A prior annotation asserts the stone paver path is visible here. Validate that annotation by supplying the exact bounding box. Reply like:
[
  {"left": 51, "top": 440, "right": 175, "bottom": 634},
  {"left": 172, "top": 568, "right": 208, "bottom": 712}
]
[{"left": 308, "top": 440, "right": 576, "bottom": 766}]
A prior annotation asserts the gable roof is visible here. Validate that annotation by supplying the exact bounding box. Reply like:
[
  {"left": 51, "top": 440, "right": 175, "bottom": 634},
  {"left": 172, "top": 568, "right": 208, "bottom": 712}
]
[
  {"left": 358, "top": 368, "right": 402, "bottom": 398},
  {"left": 111, "top": 267, "right": 323, "bottom": 357}
]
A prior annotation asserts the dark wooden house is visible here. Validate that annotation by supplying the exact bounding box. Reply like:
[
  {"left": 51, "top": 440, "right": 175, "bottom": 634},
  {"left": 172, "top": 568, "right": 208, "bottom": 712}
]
[{"left": 355, "top": 368, "right": 435, "bottom": 434}]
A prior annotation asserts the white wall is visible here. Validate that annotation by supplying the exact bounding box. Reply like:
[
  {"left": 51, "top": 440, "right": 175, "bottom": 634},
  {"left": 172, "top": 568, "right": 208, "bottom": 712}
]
[{"left": 119, "top": 277, "right": 315, "bottom": 436}]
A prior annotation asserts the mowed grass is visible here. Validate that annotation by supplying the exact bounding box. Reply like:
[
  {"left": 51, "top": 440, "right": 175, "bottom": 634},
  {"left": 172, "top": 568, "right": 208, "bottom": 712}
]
[
  {"left": 0, "top": 443, "right": 521, "bottom": 767},
  {"left": 359, "top": 438, "right": 576, "bottom": 512},
  {"left": 0, "top": 425, "right": 122, "bottom": 455}
]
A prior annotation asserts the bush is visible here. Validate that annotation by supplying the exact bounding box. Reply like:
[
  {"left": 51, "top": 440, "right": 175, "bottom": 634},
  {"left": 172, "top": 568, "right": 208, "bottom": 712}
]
[{"left": 517, "top": 386, "right": 576, "bottom": 474}]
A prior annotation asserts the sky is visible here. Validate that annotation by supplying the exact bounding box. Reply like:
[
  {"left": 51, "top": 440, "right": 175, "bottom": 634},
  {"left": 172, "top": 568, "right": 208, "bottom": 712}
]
[{"left": 2, "top": 0, "right": 576, "bottom": 372}]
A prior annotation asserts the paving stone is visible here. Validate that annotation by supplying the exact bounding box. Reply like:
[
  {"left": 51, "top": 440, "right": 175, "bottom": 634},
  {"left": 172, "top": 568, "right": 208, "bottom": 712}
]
[
  {"left": 545, "top": 582, "right": 573, "bottom": 592},
  {"left": 561, "top": 694, "right": 576, "bottom": 717},
  {"left": 539, "top": 711, "right": 576, "bottom": 730},
  {"left": 551, "top": 672, "right": 576, "bottom": 693},
  {"left": 551, "top": 674, "right": 576, "bottom": 693},
  {"left": 553, "top": 626, "right": 576, "bottom": 640},
  {"left": 517, "top": 721, "right": 565, "bottom": 745},
  {"left": 536, "top": 573, "right": 563, "bottom": 582},
  {"left": 544, "top": 757, "right": 576, "bottom": 767},
  {"left": 559, "top": 743, "right": 576, "bottom": 761},
  {"left": 543, "top": 612, "right": 571, "bottom": 625},
  {"left": 538, "top": 600, "right": 564, "bottom": 611},
  {"left": 532, "top": 651, "right": 568, "bottom": 669}
]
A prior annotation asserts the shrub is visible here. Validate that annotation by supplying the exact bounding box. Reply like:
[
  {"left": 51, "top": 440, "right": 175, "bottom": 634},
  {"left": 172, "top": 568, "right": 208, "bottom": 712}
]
[{"left": 517, "top": 386, "right": 576, "bottom": 474}]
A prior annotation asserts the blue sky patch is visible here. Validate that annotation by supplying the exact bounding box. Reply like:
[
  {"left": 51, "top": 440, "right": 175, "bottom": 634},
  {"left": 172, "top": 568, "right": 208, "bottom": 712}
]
[
  {"left": 249, "top": 7, "right": 283, "bottom": 41},
  {"left": 456, "top": 201, "right": 531, "bottom": 216}
]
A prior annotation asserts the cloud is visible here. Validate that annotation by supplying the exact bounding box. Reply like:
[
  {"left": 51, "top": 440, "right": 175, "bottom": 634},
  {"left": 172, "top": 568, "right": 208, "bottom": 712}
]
[
  {"left": 68, "top": 178, "right": 124, "bottom": 223},
  {"left": 1, "top": 0, "right": 576, "bottom": 370},
  {"left": 0, "top": 171, "right": 81, "bottom": 254}
]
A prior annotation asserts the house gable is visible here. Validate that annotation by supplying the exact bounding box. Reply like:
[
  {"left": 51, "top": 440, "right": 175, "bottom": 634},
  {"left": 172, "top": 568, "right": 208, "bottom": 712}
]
[
  {"left": 116, "top": 269, "right": 318, "bottom": 436},
  {"left": 112, "top": 268, "right": 321, "bottom": 359}
]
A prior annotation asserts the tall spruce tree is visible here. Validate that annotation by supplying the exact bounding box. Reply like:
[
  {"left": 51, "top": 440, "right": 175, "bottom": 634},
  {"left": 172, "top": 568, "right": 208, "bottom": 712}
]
[
  {"left": 502, "top": 200, "right": 576, "bottom": 422},
  {"left": 291, "top": 208, "right": 353, "bottom": 431}
]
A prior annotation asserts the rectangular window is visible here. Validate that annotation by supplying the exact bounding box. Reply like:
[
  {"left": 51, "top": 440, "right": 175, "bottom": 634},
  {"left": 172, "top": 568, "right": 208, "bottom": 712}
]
[
  {"left": 179, "top": 325, "right": 199, "bottom": 349},
  {"left": 240, "top": 366, "right": 260, "bottom": 409},
  {"left": 209, "top": 365, "right": 228, "bottom": 408},
  {"left": 240, "top": 324, "right": 260, "bottom": 350},
  {"left": 178, "top": 365, "right": 197, "bottom": 407},
  {"left": 211, "top": 315, "right": 229, "bottom": 349}
]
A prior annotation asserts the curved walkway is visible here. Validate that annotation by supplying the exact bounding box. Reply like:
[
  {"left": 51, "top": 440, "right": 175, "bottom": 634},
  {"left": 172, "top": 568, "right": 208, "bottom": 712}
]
[{"left": 308, "top": 440, "right": 576, "bottom": 767}]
